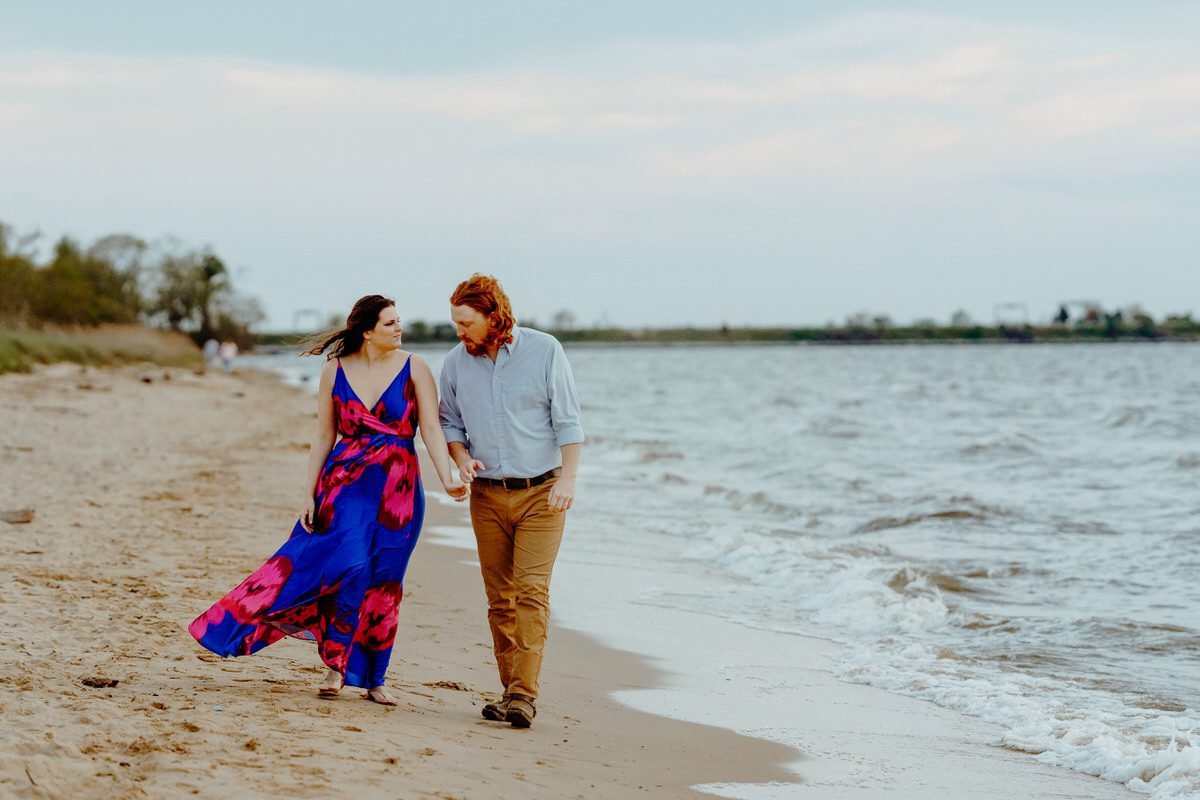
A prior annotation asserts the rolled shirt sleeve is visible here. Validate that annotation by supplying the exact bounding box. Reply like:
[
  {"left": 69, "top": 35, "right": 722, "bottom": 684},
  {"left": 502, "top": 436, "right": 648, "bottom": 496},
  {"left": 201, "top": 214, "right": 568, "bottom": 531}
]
[
  {"left": 438, "top": 357, "right": 469, "bottom": 445},
  {"left": 547, "top": 341, "right": 585, "bottom": 447}
]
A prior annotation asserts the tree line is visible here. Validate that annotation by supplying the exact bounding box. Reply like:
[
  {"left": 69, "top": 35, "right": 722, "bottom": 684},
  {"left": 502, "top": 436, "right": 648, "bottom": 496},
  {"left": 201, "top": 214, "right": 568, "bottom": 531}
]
[
  {"left": 0, "top": 222, "right": 264, "bottom": 347},
  {"left": 257, "top": 313, "right": 1200, "bottom": 350}
]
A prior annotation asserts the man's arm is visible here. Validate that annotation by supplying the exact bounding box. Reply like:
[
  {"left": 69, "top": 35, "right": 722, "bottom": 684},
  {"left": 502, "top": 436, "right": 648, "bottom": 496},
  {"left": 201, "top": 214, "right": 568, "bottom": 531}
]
[
  {"left": 439, "top": 357, "right": 484, "bottom": 483},
  {"left": 546, "top": 342, "right": 584, "bottom": 448},
  {"left": 546, "top": 341, "right": 583, "bottom": 513},
  {"left": 438, "top": 358, "right": 468, "bottom": 447},
  {"left": 548, "top": 442, "right": 580, "bottom": 513}
]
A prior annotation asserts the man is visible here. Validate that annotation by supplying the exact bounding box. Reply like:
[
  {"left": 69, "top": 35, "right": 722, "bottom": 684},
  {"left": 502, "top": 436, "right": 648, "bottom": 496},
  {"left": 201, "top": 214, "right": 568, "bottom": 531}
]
[{"left": 438, "top": 274, "right": 583, "bottom": 729}]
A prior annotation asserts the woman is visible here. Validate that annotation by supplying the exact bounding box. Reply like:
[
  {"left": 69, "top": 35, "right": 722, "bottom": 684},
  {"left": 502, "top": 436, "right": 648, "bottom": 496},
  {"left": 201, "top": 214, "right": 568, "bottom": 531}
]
[{"left": 189, "top": 295, "right": 467, "bottom": 705}]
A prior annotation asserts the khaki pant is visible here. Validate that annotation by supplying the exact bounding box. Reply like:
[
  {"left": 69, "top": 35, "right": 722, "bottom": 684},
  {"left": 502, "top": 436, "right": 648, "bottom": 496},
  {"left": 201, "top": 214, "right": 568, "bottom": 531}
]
[{"left": 469, "top": 478, "right": 566, "bottom": 700}]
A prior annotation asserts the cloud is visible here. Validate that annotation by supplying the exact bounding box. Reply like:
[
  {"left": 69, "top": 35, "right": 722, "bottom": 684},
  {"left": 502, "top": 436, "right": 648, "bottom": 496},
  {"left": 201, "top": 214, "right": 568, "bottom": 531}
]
[
  {"left": 3, "top": 15, "right": 1198, "bottom": 193},
  {"left": 1, "top": 12, "right": 1197, "bottom": 326}
]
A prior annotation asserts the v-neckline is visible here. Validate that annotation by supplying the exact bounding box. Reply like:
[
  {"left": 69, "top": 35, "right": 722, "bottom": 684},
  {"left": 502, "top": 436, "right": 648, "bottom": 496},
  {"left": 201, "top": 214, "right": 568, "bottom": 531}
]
[{"left": 338, "top": 356, "right": 411, "bottom": 413}]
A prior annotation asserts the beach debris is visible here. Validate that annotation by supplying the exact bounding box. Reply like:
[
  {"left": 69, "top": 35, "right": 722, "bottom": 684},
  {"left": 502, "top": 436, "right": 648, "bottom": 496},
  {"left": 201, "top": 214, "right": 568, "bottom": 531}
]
[
  {"left": 422, "top": 680, "right": 472, "bottom": 691},
  {"left": 243, "top": 739, "right": 258, "bottom": 751},
  {"left": 1, "top": 508, "right": 35, "bottom": 524},
  {"left": 141, "top": 375, "right": 153, "bottom": 383},
  {"left": 82, "top": 676, "right": 119, "bottom": 688},
  {"left": 142, "top": 491, "right": 184, "bottom": 502}
]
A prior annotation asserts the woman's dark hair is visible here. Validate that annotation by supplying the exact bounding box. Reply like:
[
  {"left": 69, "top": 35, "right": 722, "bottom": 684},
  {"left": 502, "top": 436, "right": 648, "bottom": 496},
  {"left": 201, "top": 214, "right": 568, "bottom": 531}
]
[{"left": 302, "top": 295, "right": 395, "bottom": 359}]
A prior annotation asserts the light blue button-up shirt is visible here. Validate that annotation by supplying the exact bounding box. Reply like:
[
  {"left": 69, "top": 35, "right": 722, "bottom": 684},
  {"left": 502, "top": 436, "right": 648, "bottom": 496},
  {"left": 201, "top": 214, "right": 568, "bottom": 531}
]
[{"left": 438, "top": 326, "right": 584, "bottom": 479}]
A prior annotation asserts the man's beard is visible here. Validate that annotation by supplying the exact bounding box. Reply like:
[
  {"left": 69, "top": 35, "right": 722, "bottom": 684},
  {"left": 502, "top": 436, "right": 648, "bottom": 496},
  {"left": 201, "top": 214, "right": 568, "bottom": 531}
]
[{"left": 462, "top": 326, "right": 510, "bottom": 356}]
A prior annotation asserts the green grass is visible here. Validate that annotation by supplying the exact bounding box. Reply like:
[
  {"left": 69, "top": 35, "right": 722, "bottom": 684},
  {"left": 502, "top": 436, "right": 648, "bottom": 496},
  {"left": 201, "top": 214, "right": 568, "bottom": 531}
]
[{"left": 0, "top": 325, "right": 202, "bottom": 374}]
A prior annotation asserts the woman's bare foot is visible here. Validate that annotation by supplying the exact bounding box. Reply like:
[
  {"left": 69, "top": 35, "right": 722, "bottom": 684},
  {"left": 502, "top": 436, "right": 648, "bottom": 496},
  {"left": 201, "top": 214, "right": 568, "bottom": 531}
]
[
  {"left": 365, "top": 686, "right": 399, "bottom": 706},
  {"left": 317, "top": 668, "right": 343, "bottom": 698}
]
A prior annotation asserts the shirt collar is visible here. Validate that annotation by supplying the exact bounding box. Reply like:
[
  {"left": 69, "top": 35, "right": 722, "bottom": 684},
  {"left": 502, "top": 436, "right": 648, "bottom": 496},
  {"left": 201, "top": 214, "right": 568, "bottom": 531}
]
[{"left": 502, "top": 326, "right": 522, "bottom": 354}]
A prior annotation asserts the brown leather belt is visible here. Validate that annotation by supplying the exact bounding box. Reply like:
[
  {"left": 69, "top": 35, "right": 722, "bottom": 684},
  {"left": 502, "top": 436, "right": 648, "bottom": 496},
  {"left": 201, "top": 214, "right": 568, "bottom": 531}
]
[{"left": 474, "top": 467, "right": 561, "bottom": 490}]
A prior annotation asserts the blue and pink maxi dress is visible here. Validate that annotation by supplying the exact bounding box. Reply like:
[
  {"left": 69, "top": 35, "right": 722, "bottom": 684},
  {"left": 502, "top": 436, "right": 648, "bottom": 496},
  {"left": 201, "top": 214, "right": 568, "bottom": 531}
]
[{"left": 189, "top": 357, "right": 424, "bottom": 689}]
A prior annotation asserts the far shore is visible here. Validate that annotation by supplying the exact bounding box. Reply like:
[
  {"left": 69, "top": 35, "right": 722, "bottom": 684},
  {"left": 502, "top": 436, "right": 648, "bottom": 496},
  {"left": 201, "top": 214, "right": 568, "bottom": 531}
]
[
  {"left": 4, "top": 322, "right": 1198, "bottom": 378},
  {"left": 256, "top": 321, "right": 1200, "bottom": 350},
  {"left": 249, "top": 334, "right": 1200, "bottom": 356}
]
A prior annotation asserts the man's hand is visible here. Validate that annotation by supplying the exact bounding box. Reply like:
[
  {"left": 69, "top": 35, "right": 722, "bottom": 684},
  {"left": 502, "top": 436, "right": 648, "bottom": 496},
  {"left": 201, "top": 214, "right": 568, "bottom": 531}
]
[
  {"left": 548, "top": 475, "right": 575, "bottom": 513},
  {"left": 457, "top": 458, "right": 485, "bottom": 485}
]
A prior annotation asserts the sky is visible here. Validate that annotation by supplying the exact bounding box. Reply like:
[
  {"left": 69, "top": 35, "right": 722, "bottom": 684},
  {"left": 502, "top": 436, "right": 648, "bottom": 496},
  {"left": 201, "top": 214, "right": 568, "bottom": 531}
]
[{"left": 2, "top": 2, "right": 1198, "bottom": 330}]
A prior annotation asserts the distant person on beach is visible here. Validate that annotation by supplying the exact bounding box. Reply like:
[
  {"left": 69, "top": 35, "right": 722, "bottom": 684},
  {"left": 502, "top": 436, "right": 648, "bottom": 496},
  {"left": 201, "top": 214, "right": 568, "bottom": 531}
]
[
  {"left": 189, "top": 295, "right": 468, "bottom": 705},
  {"left": 218, "top": 340, "right": 238, "bottom": 373},
  {"left": 439, "top": 274, "right": 584, "bottom": 728},
  {"left": 203, "top": 337, "right": 220, "bottom": 370}
]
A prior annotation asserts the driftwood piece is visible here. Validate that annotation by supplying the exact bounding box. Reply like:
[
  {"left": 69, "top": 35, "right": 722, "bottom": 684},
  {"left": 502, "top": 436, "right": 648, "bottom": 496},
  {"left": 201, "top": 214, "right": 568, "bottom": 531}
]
[{"left": 0, "top": 508, "right": 35, "bottom": 524}]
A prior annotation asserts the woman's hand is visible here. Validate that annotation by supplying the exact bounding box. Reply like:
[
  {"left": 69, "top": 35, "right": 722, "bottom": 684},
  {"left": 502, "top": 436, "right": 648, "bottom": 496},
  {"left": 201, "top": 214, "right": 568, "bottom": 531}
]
[
  {"left": 444, "top": 480, "right": 470, "bottom": 503},
  {"left": 300, "top": 495, "right": 316, "bottom": 532}
]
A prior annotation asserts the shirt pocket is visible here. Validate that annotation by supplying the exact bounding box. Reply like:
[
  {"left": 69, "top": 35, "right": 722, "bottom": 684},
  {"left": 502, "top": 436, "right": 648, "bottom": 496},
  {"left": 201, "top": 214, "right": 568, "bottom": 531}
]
[{"left": 505, "top": 378, "right": 548, "bottom": 413}]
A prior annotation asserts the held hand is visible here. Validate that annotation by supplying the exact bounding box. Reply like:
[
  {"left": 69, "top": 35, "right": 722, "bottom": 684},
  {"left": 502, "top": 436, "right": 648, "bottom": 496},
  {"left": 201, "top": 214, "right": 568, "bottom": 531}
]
[
  {"left": 457, "top": 458, "right": 485, "bottom": 485},
  {"left": 547, "top": 475, "right": 575, "bottom": 513},
  {"left": 301, "top": 495, "right": 316, "bottom": 532},
  {"left": 444, "top": 479, "right": 470, "bottom": 503}
]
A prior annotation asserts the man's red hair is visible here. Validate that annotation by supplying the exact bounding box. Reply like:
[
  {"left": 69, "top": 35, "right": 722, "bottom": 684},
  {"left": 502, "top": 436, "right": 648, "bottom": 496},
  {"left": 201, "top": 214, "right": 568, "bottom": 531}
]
[{"left": 450, "top": 274, "right": 516, "bottom": 354}]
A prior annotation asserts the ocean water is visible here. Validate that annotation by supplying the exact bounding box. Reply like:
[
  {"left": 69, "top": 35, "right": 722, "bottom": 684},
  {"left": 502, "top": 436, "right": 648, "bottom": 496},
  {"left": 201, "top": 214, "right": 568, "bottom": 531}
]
[{"left": 247, "top": 342, "right": 1200, "bottom": 798}]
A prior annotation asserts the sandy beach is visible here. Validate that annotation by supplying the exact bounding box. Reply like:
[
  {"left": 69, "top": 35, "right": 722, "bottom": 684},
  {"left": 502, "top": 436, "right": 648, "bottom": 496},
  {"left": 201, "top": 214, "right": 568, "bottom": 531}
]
[
  {"left": 0, "top": 363, "right": 1142, "bottom": 799},
  {"left": 0, "top": 364, "right": 794, "bottom": 799}
]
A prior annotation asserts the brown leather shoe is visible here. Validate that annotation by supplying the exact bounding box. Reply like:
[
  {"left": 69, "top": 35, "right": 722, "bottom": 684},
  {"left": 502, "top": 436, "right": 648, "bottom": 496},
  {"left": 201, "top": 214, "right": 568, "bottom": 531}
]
[
  {"left": 481, "top": 695, "right": 510, "bottom": 721},
  {"left": 505, "top": 694, "right": 536, "bottom": 728}
]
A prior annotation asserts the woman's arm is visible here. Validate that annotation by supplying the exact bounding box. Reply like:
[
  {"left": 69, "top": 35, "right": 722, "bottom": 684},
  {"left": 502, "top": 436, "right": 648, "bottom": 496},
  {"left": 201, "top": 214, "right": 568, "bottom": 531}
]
[
  {"left": 300, "top": 359, "right": 338, "bottom": 531},
  {"left": 411, "top": 355, "right": 468, "bottom": 500}
]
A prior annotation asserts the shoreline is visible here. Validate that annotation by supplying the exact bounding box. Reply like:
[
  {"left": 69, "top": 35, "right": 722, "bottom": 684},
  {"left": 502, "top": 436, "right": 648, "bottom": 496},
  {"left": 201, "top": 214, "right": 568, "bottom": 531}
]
[
  {"left": 0, "top": 363, "right": 796, "bottom": 798},
  {"left": 539, "top": 504, "right": 1141, "bottom": 800}
]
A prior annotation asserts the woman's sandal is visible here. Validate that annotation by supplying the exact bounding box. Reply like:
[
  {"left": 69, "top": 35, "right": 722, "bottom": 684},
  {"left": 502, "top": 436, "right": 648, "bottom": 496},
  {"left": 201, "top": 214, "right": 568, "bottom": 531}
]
[
  {"left": 365, "top": 687, "right": 399, "bottom": 706},
  {"left": 317, "top": 672, "right": 344, "bottom": 698}
]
